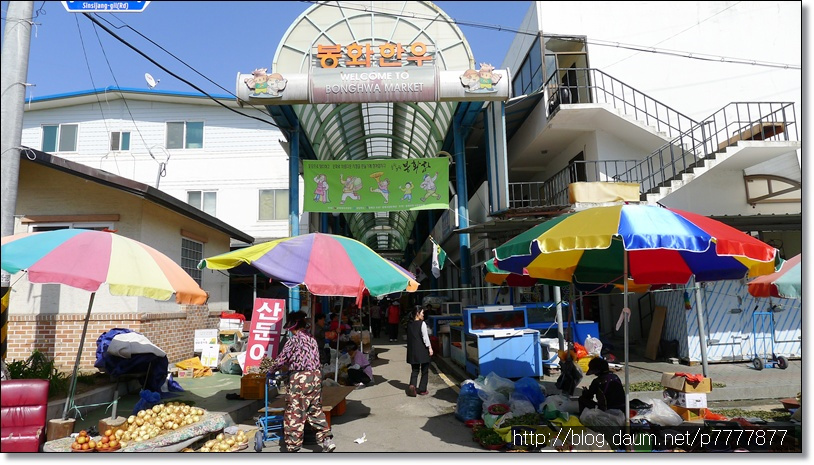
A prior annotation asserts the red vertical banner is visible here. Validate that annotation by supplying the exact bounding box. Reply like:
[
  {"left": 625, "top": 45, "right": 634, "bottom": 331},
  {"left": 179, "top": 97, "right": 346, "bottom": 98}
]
[{"left": 244, "top": 298, "right": 286, "bottom": 369}]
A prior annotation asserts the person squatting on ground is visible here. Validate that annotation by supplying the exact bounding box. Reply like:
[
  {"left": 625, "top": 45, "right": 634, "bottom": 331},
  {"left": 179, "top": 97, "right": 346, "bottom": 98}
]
[
  {"left": 265, "top": 311, "right": 336, "bottom": 452},
  {"left": 578, "top": 357, "right": 625, "bottom": 414},
  {"left": 405, "top": 306, "right": 433, "bottom": 397},
  {"left": 345, "top": 342, "right": 373, "bottom": 387}
]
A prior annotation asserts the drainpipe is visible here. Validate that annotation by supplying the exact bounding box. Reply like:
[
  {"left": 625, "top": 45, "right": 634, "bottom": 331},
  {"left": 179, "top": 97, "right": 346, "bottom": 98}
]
[
  {"left": 453, "top": 117, "right": 471, "bottom": 304},
  {"left": 288, "top": 123, "right": 300, "bottom": 312}
]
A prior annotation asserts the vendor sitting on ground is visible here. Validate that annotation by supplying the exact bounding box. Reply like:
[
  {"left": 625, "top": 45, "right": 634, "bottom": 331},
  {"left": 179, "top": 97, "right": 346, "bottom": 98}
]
[
  {"left": 578, "top": 357, "right": 625, "bottom": 414},
  {"left": 345, "top": 342, "right": 373, "bottom": 387}
]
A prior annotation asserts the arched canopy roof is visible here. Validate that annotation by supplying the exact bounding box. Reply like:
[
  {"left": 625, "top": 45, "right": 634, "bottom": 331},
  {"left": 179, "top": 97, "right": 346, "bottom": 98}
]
[{"left": 270, "top": 1, "right": 475, "bottom": 254}]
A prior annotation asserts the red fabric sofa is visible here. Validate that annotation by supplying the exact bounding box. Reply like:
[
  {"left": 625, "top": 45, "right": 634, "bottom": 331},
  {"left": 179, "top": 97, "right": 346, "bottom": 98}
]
[{"left": 1, "top": 379, "right": 50, "bottom": 452}]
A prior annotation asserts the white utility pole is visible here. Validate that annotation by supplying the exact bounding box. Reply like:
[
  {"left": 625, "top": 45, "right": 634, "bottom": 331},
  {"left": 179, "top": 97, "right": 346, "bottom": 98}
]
[{"left": 1, "top": 1, "right": 35, "bottom": 289}]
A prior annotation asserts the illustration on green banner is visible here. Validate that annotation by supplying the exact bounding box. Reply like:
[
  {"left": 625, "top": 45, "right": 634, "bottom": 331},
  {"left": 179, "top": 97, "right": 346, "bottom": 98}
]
[{"left": 303, "top": 158, "right": 449, "bottom": 213}]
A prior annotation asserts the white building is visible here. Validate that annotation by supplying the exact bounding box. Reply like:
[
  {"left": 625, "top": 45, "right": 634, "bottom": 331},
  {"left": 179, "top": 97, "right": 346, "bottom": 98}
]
[
  {"left": 436, "top": 1, "right": 802, "bottom": 363},
  {"left": 20, "top": 88, "right": 306, "bottom": 246}
]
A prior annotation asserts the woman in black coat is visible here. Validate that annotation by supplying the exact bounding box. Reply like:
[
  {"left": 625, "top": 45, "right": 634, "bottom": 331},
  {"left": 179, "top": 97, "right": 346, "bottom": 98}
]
[{"left": 405, "top": 306, "right": 433, "bottom": 397}]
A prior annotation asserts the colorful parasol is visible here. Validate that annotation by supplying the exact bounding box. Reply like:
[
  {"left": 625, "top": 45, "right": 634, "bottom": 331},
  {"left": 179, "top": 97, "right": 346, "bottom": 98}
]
[
  {"left": 198, "top": 232, "right": 418, "bottom": 305},
  {"left": 1, "top": 229, "right": 208, "bottom": 419},
  {"left": 492, "top": 204, "right": 778, "bottom": 426},
  {"left": 495, "top": 204, "right": 777, "bottom": 285},
  {"left": 748, "top": 253, "right": 801, "bottom": 299},
  {"left": 1, "top": 229, "right": 207, "bottom": 304}
]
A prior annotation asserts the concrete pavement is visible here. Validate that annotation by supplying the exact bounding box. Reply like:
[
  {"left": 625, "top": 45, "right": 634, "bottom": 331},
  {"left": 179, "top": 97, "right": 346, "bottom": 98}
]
[{"left": 56, "top": 333, "right": 801, "bottom": 453}]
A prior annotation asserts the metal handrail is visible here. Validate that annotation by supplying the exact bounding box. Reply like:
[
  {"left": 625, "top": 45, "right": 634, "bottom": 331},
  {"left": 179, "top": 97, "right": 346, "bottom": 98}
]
[
  {"left": 616, "top": 102, "right": 798, "bottom": 197},
  {"left": 507, "top": 102, "right": 798, "bottom": 209},
  {"left": 545, "top": 68, "right": 699, "bottom": 140}
]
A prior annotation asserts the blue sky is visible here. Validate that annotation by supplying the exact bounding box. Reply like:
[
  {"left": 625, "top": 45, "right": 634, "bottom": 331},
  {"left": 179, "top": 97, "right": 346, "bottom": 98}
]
[{"left": 1, "top": 1, "right": 532, "bottom": 99}]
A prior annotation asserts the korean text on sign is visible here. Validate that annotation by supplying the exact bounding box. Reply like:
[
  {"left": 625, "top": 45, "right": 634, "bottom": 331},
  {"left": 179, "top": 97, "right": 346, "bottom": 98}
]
[
  {"left": 244, "top": 298, "right": 286, "bottom": 368},
  {"left": 317, "top": 42, "right": 431, "bottom": 68}
]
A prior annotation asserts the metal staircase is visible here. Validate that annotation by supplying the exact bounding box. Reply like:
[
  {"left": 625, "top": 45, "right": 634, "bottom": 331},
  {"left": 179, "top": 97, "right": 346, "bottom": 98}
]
[
  {"left": 507, "top": 67, "right": 799, "bottom": 210},
  {"left": 616, "top": 102, "right": 798, "bottom": 203}
]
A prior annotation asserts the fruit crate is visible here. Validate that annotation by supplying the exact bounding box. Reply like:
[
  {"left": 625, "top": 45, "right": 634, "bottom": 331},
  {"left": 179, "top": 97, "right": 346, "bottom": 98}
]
[{"left": 240, "top": 374, "right": 266, "bottom": 400}]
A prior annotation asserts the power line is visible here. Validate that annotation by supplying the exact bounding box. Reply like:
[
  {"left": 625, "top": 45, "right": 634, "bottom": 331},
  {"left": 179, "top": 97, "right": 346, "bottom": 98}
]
[
  {"left": 603, "top": 1, "right": 743, "bottom": 69},
  {"left": 94, "top": 13, "right": 278, "bottom": 121},
  {"left": 305, "top": 1, "right": 800, "bottom": 71},
  {"left": 79, "top": 13, "right": 281, "bottom": 130}
]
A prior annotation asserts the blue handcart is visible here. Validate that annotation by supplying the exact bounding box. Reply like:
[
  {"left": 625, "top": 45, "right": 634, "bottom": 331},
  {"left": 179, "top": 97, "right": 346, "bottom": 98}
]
[
  {"left": 750, "top": 311, "right": 788, "bottom": 371},
  {"left": 254, "top": 372, "right": 286, "bottom": 452}
]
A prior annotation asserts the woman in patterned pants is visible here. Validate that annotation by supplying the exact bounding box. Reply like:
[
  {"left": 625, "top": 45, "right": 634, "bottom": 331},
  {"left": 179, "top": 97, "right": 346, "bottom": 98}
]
[{"left": 266, "top": 311, "right": 336, "bottom": 452}]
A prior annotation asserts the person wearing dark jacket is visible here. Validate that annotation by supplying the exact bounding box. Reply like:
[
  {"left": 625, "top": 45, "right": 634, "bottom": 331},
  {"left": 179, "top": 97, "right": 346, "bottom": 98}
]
[
  {"left": 405, "top": 306, "right": 433, "bottom": 397},
  {"left": 578, "top": 357, "right": 625, "bottom": 414}
]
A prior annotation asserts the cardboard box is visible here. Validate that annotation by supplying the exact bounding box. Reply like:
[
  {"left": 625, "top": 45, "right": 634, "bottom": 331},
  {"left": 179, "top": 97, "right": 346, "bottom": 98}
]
[
  {"left": 666, "top": 391, "right": 708, "bottom": 408},
  {"left": 177, "top": 368, "right": 195, "bottom": 379},
  {"left": 670, "top": 405, "right": 707, "bottom": 421},
  {"left": 661, "top": 372, "right": 712, "bottom": 393}
]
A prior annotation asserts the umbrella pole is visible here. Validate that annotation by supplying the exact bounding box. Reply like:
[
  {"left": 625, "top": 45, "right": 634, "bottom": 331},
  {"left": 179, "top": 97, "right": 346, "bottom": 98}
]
[
  {"left": 553, "top": 286, "right": 564, "bottom": 352},
  {"left": 623, "top": 252, "right": 631, "bottom": 447},
  {"left": 694, "top": 281, "right": 710, "bottom": 377},
  {"left": 335, "top": 298, "right": 343, "bottom": 382},
  {"left": 62, "top": 292, "right": 95, "bottom": 420}
]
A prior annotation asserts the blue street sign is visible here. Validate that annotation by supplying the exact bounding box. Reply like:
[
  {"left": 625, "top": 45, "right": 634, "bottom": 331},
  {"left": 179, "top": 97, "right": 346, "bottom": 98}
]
[{"left": 62, "top": 1, "right": 150, "bottom": 13}]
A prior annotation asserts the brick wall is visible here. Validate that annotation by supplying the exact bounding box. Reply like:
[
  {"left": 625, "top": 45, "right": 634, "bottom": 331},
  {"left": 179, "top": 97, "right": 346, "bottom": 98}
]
[{"left": 6, "top": 308, "right": 223, "bottom": 372}]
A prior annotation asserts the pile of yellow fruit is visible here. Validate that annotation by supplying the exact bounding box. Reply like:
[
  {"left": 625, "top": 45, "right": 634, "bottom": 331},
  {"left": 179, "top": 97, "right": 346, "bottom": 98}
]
[
  {"left": 197, "top": 431, "right": 250, "bottom": 452},
  {"left": 118, "top": 402, "right": 206, "bottom": 448}
]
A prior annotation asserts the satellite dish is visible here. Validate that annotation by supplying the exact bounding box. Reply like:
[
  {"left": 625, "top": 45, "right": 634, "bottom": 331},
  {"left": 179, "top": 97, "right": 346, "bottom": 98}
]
[{"left": 145, "top": 73, "right": 159, "bottom": 89}]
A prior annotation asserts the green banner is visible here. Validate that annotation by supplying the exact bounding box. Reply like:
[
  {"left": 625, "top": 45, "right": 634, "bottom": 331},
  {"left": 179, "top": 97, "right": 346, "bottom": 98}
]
[{"left": 303, "top": 158, "right": 449, "bottom": 213}]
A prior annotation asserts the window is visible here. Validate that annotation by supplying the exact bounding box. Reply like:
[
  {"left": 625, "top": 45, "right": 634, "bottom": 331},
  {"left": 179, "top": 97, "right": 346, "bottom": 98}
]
[
  {"left": 259, "top": 189, "right": 289, "bottom": 220},
  {"left": 110, "top": 131, "right": 131, "bottom": 151},
  {"left": 29, "top": 222, "right": 112, "bottom": 232},
  {"left": 181, "top": 238, "right": 203, "bottom": 286},
  {"left": 166, "top": 121, "right": 204, "bottom": 149},
  {"left": 42, "top": 124, "right": 78, "bottom": 152},
  {"left": 187, "top": 190, "right": 217, "bottom": 216}
]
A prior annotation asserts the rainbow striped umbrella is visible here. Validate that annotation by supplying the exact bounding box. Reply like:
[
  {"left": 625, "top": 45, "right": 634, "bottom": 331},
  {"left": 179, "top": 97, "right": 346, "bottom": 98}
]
[
  {"left": 199, "top": 232, "right": 418, "bottom": 305},
  {"left": 748, "top": 253, "right": 801, "bottom": 299},
  {"left": 2, "top": 229, "right": 207, "bottom": 304},
  {"left": 1, "top": 229, "right": 207, "bottom": 419},
  {"left": 492, "top": 204, "right": 778, "bottom": 426}
]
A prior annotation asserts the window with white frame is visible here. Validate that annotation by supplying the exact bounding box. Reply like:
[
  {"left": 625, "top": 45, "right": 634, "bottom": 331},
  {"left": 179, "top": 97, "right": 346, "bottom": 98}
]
[
  {"left": 42, "top": 124, "right": 79, "bottom": 152},
  {"left": 181, "top": 238, "right": 203, "bottom": 286},
  {"left": 259, "top": 189, "right": 289, "bottom": 221},
  {"left": 29, "top": 222, "right": 113, "bottom": 232},
  {"left": 187, "top": 190, "right": 217, "bottom": 216},
  {"left": 166, "top": 121, "right": 204, "bottom": 149},
  {"left": 110, "top": 131, "right": 131, "bottom": 151}
]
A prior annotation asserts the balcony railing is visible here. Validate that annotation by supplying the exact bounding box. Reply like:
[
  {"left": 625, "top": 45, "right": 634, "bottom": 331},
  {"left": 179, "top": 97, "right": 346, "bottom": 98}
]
[
  {"left": 507, "top": 102, "right": 798, "bottom": 209},
  {"left": 546, "top": 68, "right": 699, "bottom": 141},
  {"left": 616, "top": 102, "right": 798, "bottom": 196},
  {"left": 508, "top": 160, "right": 641, "bottom": 209}
]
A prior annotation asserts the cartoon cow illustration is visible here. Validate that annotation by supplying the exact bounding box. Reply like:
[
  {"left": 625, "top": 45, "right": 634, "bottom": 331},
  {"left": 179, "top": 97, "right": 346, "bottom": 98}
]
[{"left": 245, "top": 68, "right": 287, "bottom": 97}]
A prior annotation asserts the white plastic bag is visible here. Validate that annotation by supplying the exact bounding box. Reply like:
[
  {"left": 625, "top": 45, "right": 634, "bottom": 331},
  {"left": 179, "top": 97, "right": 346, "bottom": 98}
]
[
  {"left": 584, "top": 334, "right": 603, "bottom": 356},
  {"left": 478, "top": 390, "right": 509, "bottom": 409},
  {"left": 509, "top": 392, "right": 536, "bottom": 417},
  {"left": 483, "top": 372, "right": 515, "bottom": 397},
  {"left": 635, "top": 399, "right": 683, "bottom": 427},
  {"left": 579, "top": 407, "right": 625, "bottom": 427}
]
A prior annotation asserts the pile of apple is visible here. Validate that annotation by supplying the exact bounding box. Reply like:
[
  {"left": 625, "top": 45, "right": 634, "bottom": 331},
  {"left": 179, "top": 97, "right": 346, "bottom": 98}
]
[
  {"left": 70, "top": 430, "right": 94, "bottom": 451},
  {"left": 95, "top": 428, "right": 121, "bottom": 451},
  {"left": 118, "top": 402, "right": 205, "bottom": 447}
]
